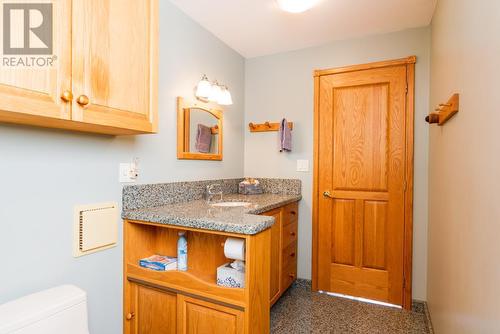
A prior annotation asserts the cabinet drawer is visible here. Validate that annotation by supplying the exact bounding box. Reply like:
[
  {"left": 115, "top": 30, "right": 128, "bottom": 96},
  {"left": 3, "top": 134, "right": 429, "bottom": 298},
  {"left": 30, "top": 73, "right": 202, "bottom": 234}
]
[
  {"left": 282, "top": 202, "right": 298, "bottom": 226},
  {"left": 282, "top": 220, "right": 298, "bottom": 249},
  {"left": 282, "top": 241, "right": 297, "bottom": 269},
  {"left": 281, "top": 257, "right": 297, "bottom": 291}
]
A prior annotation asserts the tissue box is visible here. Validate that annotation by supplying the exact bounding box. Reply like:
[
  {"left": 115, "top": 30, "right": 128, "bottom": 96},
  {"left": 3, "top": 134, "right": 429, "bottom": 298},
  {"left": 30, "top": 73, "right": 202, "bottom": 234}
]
[{"left": 216, "top": 263, "right": 245, "bottom": 288}]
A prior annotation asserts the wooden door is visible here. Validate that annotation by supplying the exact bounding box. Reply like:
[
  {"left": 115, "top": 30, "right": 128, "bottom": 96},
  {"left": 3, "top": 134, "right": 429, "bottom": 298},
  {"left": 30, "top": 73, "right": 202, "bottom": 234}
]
[
  {"left": 71, "top": 0, "right": 157, "bottom": 133},
  {"left": 314, "top": 58, "right": 414, "bottom": 307},
  {"left": 0, "top": 0, "right": 71, "bottom": 122},
  {"left": 262, "top": 208, "right": 282, "bottom": 304},
  {"left": 127, "top": 282, "right": 177, "bottom": 334},
  {"left": 177, "top": 295, "right": 244, "bottom": 334}
]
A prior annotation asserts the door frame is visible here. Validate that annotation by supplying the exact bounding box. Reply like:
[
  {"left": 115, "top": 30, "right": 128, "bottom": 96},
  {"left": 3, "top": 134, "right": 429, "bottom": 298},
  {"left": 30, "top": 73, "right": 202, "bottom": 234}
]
[{"left": 311, "top": 56, "right": 416, "bottom": 310}]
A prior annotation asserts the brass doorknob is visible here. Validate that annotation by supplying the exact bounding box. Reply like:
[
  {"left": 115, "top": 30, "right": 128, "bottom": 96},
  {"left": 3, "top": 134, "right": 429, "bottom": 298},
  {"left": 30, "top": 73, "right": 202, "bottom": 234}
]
[
  {"left": 126, "top": 312, "right": 135, "bottom": 320},
  {"left": 76, "top": 95, "right": 90, "bottom": 106},
  {"left": 60, "top": 90, "right": 73, "bottom": 102},
  {"left": 323, "top": 191, "right": 334, "bottom": 199}
]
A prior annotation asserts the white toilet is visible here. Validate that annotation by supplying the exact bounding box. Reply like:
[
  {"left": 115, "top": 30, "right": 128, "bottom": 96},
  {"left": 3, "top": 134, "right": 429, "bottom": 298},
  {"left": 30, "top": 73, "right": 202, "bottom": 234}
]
[{"left": 0, "top": 285, "right": 90, "bottom": 334}]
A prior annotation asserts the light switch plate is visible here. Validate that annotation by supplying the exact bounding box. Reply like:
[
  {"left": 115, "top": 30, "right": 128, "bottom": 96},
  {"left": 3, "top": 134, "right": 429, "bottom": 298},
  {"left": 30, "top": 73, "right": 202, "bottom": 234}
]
[{"left": 296, "top": 159, "right": 309, "bottom": 172}]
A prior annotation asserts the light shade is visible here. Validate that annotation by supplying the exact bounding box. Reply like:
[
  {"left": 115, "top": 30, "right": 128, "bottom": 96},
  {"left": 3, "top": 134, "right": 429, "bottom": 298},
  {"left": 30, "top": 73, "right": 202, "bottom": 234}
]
[
  {"left": 276, "top": 0, "right": 319, "bottom": 13},
  {"left": 208, "top": 82, "right": 223, "bottom": 103},
  {"left": 218, "top": 86, "right": 233, "bottom": 105},
  {"left": 195, "top": 74, "right": 212, "bottom": 99}
]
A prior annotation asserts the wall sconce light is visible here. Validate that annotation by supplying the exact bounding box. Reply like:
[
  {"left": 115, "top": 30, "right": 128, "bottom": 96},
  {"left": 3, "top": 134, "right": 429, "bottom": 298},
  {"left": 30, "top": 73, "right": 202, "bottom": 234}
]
[
  {"left": 195, "top": 74, "right": 212, "bottom": 99},
  {"left": 195, "top": 75, "right": 233, "bottom": 105}
]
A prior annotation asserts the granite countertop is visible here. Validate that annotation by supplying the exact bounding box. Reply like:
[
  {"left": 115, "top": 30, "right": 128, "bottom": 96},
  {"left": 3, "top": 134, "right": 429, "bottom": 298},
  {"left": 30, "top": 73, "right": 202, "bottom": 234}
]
[{"left": 122, "top": 193, "right": 301, "bottom": 235}]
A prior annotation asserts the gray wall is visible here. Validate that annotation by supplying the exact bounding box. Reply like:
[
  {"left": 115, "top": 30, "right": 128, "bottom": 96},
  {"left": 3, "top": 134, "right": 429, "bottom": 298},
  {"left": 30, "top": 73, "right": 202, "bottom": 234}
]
[
  {"left": 244, "top": 27, "right": 431, "bottom": 300},
  {"left": 0, "top": 2, "right": 244, "bottom": 334},
  {"left": 428, "top": 0, "right": 500, "bottom": 332}
]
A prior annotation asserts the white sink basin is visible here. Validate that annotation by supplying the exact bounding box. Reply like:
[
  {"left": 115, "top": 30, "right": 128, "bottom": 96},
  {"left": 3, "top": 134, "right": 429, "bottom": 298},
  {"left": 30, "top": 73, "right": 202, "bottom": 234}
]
[{"left": 211, "top": 201, "right": 252, "bottom": 207}]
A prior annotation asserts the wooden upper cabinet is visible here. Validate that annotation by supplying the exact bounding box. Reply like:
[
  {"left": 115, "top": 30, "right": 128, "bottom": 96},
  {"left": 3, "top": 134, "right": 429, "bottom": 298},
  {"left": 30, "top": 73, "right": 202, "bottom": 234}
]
[
  {"left": 0, "top": 0, "right": 71, "bottom": 122},
  {"left": 0, "top": 0, "right": 158, "bottom": 135},
  {"left": 71, "top": 0, "right": 158, "bottom": 134}
]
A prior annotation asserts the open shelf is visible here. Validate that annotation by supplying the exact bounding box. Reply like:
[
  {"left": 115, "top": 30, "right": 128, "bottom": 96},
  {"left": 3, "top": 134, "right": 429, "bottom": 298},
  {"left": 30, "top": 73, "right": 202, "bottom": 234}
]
[
  {"left": 126, "top": 263, "right": 245, "bottom": 307},
  {"left": 124, "top": 220, "right": 247, "bottom": 308}
]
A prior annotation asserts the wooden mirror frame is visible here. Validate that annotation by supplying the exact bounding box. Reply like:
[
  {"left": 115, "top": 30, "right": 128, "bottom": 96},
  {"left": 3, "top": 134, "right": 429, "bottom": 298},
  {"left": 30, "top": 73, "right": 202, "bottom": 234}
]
[{"left": 177, "top": 97, "right": 223, "bottom": 161}]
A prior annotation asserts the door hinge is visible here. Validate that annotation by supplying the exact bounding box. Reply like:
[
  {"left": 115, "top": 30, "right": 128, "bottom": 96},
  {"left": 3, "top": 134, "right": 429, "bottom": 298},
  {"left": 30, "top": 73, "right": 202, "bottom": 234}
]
[
  {"left": 405, "top": 84, "right": 408, "bottom": 94},
  {"left": 403, "top": 181, "right": 407, "bottom": 192}
]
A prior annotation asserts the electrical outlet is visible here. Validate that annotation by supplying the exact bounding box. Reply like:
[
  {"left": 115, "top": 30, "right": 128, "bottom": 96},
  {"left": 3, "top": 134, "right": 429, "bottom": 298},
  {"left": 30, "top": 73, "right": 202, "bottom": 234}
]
[{"left": 119, "top": 161, "right": 139, "bottom": 183}]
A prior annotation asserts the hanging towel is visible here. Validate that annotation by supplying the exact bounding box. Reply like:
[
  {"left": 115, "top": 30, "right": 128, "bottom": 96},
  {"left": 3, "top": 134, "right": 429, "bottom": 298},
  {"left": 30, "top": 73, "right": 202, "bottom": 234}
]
[
  {"left": 195, "top": 124, "right": 212, "bottom": 153},
  {"left": 279, "top": 118, "right": 292, "bottom": 152}
]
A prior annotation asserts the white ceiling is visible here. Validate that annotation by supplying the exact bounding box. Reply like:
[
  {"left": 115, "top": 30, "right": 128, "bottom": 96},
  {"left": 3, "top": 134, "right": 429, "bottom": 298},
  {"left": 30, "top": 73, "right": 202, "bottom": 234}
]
[{"left": 170, "top": 0, "right": 437, "bottom": 58}]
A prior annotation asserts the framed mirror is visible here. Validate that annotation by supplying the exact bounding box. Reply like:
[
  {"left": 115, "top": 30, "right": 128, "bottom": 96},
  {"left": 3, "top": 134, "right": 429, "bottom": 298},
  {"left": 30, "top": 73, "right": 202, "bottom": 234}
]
[{"left": 177, "top": 97, "right": 223, "bottom": 160}]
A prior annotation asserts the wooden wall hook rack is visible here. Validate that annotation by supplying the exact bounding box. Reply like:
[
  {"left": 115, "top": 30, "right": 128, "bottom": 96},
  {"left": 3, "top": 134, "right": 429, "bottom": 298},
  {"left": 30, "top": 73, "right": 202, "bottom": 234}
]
[
  {"left": 426, "top": 93, "right": 459, "bottom": 125},
  {"left": 248, "top": 121, "right": 294, "bottom": 132}
]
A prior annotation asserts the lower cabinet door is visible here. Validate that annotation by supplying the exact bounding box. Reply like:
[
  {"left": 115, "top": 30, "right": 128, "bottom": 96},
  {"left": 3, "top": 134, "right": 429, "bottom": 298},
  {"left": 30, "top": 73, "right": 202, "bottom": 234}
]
[
  {"left": 177, "top": 295, "right": 244, "bottom": 334},
  {"left": 127, "top": 282, "right": 177, "bottom": 334}
]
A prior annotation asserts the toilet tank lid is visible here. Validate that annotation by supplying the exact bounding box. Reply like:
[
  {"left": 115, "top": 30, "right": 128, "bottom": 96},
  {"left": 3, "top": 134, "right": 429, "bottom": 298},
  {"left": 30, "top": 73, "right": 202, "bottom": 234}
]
[{"left": 0, "top": 285, "right": 87, "bottom": 334}]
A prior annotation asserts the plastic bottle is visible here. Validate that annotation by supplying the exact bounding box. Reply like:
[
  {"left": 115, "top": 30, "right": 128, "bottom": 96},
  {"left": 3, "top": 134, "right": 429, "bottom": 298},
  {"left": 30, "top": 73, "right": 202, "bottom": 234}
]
[{"left": 177, "top": 232, "right": 188, "bottom": 271}]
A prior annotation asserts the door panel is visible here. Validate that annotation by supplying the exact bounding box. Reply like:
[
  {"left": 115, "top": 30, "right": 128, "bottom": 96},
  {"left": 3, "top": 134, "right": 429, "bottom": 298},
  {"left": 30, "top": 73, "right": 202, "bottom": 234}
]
[
  {"left": 0, "top": 0, "right": 71, "bottom": 120},
  {"left": 177, "top": 295, "right": 244, "bottom": 334},
  {"left": 363, "top": 201, "right": 387, "bottom": 270},
  {"left": 71, "top": 0, "right": 156, "bottom": 132},
  {"left": 331, "top": 199, "right": 355, "bottom": 266},
  {"left": 333, "top": 84, "right": 388, "bottom": 191},
  {"left": 128, "top": 282, "right": 177, "bottom": 334},
  {"left": 317, "top": 64, "right": 407, "bottom": 305}
]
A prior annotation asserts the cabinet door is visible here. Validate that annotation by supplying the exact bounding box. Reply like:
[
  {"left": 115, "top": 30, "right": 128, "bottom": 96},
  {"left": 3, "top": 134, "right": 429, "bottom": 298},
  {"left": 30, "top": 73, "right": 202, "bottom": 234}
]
[
  {"left": 0, "top": 0, "right": 71, "bottom": 123},
  {"left": 126, "top": 282, "right": 177, "bottom": 334},
  {"left": 262, "top": 209, "right": 282, "bottom": 304},
  {"left": 71, "top": 0, "right": 158, "bottom": 133},
  {"left": 177, "top": 295, "right": 244, "bottom": 334}
]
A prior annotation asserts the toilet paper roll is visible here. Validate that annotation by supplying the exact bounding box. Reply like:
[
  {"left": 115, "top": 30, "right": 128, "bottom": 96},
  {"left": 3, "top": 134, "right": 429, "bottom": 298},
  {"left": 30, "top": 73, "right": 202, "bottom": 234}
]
[{"left": 224, "top": 238, "right": 245, "bottom": 261}]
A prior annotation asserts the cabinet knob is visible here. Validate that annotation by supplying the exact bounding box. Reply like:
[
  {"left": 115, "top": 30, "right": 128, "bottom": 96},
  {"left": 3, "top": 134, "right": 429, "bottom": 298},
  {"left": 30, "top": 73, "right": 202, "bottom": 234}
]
[
  {"left": 290, "top": 231, "right": 296, "bottom": 237},
  {"left": 126, "top": 312, "right": 135, "bottom": 320},
  {"left": 289, "top": 273, "right": 295, "bottom": 279},
  {"left": 290, "top": 252, "right": 296, "bottom": 257},
  {"left": 290, "top": 210, "right": 296, "bottom": 215},
  {"left": 76, "top": 95, "right": 90, "bottom": 106},
  {"left": 60, "top": 90, "right": 73, "bottom": 102}
]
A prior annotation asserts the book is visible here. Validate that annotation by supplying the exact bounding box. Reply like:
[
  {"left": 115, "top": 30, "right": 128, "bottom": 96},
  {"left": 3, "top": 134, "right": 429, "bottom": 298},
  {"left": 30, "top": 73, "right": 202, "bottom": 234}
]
[{"left": 139, "top": 255, "right": 177, "bottom": 271}]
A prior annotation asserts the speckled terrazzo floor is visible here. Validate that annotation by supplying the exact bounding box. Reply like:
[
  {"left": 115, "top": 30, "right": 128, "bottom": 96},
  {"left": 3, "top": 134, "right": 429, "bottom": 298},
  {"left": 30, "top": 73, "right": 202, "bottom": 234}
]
[{"left": 271, "top": 281, "right": 430, "bottom": 334}]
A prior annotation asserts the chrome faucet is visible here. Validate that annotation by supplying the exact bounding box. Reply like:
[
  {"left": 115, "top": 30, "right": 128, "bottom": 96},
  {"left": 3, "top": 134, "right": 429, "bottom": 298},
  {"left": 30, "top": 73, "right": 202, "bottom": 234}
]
[{"left": 205, "top": 183, "right": 223, "bottom": 203}]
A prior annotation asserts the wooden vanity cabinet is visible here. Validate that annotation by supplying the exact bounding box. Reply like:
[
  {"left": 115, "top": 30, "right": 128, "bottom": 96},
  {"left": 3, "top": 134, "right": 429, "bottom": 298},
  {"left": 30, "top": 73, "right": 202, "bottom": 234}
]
[
  {"left": 123, "top": 221, "right": 270, "bottom": 334},
  {"left": 0, "top": 0, "right": 158, "bottom": 135},
  {"left": 262, "top": 201, "right": 299, "bottom": 305}
]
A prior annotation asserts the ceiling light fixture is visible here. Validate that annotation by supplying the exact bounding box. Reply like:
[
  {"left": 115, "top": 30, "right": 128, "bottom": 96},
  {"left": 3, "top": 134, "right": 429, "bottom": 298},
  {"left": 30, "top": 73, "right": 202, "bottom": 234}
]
[{"left": 276, "top": 0, "right": 320, "bottom": 13}]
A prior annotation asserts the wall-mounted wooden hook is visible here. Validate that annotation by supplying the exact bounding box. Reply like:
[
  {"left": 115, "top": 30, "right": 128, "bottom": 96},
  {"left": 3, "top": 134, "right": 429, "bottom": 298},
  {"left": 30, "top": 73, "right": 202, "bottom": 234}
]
[
  {"left": 426, "top": 93, "right": 459, "bottom": 126},
  {"left": 248, "top": 121, "right": 294, "bottom": 132}
]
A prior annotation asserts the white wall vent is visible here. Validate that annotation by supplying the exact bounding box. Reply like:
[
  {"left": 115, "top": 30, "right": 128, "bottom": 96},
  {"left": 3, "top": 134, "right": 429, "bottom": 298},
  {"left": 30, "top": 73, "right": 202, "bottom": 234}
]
[{"left": 73, "top": 202, "right": 118, "bottom": 257}]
